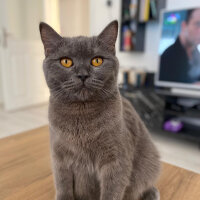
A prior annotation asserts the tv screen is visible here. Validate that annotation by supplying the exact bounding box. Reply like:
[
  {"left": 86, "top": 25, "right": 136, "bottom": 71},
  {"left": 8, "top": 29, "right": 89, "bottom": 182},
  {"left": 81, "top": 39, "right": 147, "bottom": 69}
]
[{"left": 156, "top": 7, "right": 200, "bottom": 90}]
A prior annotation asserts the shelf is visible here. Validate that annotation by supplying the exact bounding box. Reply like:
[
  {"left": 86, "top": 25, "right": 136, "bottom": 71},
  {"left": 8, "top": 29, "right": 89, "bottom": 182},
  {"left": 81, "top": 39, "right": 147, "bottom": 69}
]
[
  {"left": 119, "top": 86, "right": 200, "bottom": 143},
  {"left": 164, "top": 109, "right": 200, "bottom": 119},
  {"left": 119, "top": 0, "right": 166, "bottom": 52},
  {"left": 151, "top": 127, "right": 200, "bottom": 142}
]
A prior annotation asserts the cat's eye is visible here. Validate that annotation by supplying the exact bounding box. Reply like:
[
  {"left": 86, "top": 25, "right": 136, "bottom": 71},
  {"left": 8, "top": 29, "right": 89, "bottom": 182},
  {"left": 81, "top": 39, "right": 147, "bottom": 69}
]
[
  {"left": 91, "top": 57, "right": 103, "bottom": 67},
  {"left": 60, "top": 58, "right": 73, "bottom": 68}
]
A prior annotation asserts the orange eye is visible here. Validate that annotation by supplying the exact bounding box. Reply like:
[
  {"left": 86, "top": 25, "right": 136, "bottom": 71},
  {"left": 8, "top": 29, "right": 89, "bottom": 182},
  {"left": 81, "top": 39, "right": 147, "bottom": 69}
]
[
  {"left": 91, "top": 57, "right": 103, "bottom": 67},
  {"left": 60, "top": 58, "right": 73, "bottom": 68}
]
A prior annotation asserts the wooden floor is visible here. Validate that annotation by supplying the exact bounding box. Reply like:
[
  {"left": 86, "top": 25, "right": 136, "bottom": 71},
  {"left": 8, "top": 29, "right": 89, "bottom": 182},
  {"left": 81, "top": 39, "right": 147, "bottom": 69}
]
[{"left": 0, "top": 126, "right": 200, "bottom": 200}]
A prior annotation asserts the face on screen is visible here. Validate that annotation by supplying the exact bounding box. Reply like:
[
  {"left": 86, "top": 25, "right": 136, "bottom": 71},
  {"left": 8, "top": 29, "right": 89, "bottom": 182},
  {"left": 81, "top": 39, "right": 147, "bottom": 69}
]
[
  {"left": 183, "top": 9, "right": 200, "bottom": 46},
  {"left": 158, "top": 8, "right": 200, "bottom": 86}
]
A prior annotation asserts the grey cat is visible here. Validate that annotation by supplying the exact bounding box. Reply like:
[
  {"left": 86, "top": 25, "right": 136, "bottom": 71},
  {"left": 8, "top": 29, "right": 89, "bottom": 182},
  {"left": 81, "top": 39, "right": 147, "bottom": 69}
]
[{"left": 39, "top": 20, "right": 161, "bottom": 200}]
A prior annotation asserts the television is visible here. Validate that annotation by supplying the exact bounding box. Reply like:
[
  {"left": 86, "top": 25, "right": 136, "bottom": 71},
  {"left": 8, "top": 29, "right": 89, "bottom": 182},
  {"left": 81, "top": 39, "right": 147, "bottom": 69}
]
[{"left": 155, "top": 7, "right": 200, "bottom": 95}]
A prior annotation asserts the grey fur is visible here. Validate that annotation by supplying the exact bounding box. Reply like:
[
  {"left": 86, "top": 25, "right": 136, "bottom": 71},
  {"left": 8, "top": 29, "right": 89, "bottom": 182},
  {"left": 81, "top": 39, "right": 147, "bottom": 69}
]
[{"left": 39, "top": 20, "right": 161, "bottom": 200}]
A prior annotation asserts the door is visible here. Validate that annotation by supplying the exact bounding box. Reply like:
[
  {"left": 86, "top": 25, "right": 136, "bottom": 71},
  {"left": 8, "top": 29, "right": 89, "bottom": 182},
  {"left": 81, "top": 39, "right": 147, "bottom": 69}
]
[{"left": 0, "top": 0, "right": 60, "bottom": 111}]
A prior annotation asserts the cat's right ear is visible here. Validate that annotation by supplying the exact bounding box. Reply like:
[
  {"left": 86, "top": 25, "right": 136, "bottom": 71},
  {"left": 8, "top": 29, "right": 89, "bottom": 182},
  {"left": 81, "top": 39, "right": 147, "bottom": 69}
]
[{"left": 39, "top": 22, "right": 62, "bottom": 57}]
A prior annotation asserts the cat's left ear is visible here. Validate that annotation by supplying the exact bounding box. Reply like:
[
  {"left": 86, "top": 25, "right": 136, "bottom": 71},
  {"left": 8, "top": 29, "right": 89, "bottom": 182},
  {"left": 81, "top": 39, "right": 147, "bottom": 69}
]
[
  {"left": 97, "top": 20, "right": 118, "bottom": 52},
  {"left": 39, "top": 22, "right": 62, "bottom": 57}
]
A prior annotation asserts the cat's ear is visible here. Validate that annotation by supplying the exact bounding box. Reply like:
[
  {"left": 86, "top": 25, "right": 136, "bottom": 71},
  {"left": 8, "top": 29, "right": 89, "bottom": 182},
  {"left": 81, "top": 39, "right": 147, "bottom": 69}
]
[
  {"left": 97, "top": 20, "right": 118, "bottom": 52},
  {"left": 39, "top": 22, "right": 62, "bottom": 57}
]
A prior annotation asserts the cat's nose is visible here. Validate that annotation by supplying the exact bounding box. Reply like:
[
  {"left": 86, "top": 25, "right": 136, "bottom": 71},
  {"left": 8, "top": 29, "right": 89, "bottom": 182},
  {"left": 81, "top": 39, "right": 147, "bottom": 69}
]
[{"left": 77, "top": 75, "right": 89, "bottom": 82}]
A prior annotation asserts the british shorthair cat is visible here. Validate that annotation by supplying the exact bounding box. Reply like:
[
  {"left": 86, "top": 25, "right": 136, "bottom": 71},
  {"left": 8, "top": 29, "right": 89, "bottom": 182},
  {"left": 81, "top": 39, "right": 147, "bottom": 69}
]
[{"left": 39, "top": 20, "right": 160, "bottom": 200}]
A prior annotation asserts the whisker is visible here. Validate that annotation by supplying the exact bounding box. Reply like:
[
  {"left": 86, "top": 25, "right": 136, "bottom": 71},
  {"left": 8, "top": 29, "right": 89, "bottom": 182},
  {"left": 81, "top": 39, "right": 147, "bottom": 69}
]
[
  {"left": 101, "top": 88, "right": 110, "bottom": 97},
  {"left": 92, "top": 78, "right": 104, "bottom": 84},
  {"left": 62, "top": 80, "right": 74, "bottom": 86},
  {"left": 62, "top": 84, "right": 76, "bottom": 89},
  {"left": 53, "top": 89, "right": 64, "bottom": 99},
  {"left": 89, "top": 84, "right": 110, "bottom": 98},
  {"left": 101, "top": 88, "right": 113, "bottom": 95},
  {"left": 91, "top": 80, "right": 104, "bottom": 88},
  {"left": 89, "top": 84, "right": 101, "bottom": 90}
]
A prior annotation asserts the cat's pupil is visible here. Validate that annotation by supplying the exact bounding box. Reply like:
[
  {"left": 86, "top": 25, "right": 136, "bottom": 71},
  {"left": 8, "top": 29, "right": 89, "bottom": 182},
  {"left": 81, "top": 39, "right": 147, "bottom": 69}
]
[
  {"left": 96, "top": 59, "right": 98, "bottom": 63},
  {"left": 65, "top": 60, "right": 68, "bottom": 63}
]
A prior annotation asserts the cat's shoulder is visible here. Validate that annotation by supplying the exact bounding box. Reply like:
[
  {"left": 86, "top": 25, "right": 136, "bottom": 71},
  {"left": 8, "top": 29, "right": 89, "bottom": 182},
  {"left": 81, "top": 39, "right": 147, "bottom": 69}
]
[
  {"left": 120, "top": 94, "right": 145, "bottom": 126},
  {"left": 121, "top": 95, "right": 134, "bottom": 111}
]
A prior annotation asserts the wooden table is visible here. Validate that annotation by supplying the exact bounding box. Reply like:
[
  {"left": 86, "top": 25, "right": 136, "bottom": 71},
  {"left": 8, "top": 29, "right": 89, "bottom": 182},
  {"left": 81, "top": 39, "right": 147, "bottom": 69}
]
[{"left": 0, "top": 126, "right": 200, "bottom": 200}]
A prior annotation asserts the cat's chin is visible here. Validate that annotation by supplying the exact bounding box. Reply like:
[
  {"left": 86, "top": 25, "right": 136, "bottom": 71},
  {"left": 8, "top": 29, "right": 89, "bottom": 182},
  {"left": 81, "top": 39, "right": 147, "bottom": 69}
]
[{"left": 72, "top": 86, "right": 93, "bottom": 102}]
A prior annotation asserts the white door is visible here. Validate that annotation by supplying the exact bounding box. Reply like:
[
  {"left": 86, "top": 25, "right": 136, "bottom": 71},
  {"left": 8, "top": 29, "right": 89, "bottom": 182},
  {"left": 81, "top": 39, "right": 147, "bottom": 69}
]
[{"left": 0, "top": 0, "right": 60, "bottom": 111}]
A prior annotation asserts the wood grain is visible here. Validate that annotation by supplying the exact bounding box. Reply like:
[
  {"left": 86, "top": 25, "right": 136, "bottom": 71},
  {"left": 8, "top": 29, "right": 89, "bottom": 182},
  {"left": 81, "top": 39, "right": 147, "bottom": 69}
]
[{"left": 0, "top": 126, "right": 199, "bottom": 200}]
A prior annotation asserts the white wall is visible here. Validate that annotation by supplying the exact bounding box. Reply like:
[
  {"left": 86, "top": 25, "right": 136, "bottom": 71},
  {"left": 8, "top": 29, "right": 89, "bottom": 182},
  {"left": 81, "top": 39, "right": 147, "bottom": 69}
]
[
  {"left": 167, "top": 0, "right": 200, "bottom": 10},
  {"left": 4, "top": 0, "right": 43, "bottom": 40},
  {"left": 44, "top": 0, "right": 61, "bottom": 33},
  {"left": 90, "top": 0, "right": 200, "bottom": 71},
  {"left": 59, "top": 0, "right": 89, "bottom": 37}
]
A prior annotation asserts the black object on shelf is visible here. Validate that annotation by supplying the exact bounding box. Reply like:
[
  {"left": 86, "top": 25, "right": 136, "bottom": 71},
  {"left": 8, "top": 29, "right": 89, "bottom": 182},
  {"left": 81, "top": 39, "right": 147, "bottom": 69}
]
[
  {"left": 121, "top": 71, "right": 135, "bottom": 91},
  {"left": 148, "top": 0, "right": 166, "bottom": 21},
  {"left": 144, "top": 72, "right": 155, "bottom": 88},
  {"left": 106, "top": 0, "right": 112, "bottom": 7},
  {"left": 122, "top": 71, "right": 129, "bottom": 90}
]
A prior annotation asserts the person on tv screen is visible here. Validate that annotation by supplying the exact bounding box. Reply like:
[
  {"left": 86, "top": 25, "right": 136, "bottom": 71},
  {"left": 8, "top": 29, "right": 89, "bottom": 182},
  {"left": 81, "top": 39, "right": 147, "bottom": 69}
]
[{"left": 160, "top": 8, "right": 200, "bottom": 84}]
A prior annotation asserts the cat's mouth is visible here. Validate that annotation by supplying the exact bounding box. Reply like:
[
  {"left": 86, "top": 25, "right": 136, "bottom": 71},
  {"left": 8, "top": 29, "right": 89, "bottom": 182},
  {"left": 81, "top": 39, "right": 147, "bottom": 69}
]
[
  {"left": 80, "top": 81, "right": 90, "bottom": 89},
  {"left": 74, "top": 81, "right": 97, "bottom": 94},
  {"left": 80, "top": 85, "right": 87, "bottom": 90},
  {"left": 80, "top": 83, "right": 86, "bottom": 88},
  {"left": 77, "top": 83, "right": 89, "bottom": 92}
]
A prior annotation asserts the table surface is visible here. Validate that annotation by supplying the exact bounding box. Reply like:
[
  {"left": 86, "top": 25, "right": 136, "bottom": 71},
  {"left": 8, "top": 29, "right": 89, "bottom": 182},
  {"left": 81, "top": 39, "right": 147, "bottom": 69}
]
[{"left": 0, "top": 126, "right": 200, "bottom": 200}]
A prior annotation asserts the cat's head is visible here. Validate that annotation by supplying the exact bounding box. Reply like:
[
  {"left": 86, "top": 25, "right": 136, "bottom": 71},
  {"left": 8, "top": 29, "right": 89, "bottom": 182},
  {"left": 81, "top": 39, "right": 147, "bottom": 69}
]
[{"left": 39, "top": 20, "right": 119, "bottom": 103}]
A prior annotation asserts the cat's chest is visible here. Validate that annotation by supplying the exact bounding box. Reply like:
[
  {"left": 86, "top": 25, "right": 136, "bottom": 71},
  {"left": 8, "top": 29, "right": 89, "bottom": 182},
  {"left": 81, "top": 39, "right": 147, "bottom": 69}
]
[
  {"left": 51, "top": 109, "right": 104, "bottom": 134},
  {"left": 49, "top": 102, "right": 117, "bottom": 136},
  {"left": 72, "top": 150, "right": 96, "bottom": 174},
  {"left": 50, "top": 111, "right": 109, "bottom": 150},
  {"left": 56, "top": 135, "right": 97, "bottom": 176}
]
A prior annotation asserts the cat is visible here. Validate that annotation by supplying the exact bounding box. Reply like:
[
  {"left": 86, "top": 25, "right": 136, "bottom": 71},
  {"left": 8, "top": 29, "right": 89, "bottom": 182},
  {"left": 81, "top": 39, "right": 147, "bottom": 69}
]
[{"left": 39, "top": 20, "right": 161, "bottom": 200}]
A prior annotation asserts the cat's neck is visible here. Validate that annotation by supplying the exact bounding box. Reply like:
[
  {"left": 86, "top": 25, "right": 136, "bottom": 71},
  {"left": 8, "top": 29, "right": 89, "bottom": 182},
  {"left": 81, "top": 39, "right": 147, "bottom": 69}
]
[{"left": 49, "top": 89, "right": 121, "bottom": 116}]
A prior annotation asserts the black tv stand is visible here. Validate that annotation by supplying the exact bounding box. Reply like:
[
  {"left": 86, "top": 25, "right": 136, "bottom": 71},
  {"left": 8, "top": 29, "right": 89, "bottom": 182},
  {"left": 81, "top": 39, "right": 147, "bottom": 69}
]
[{"left": 119, "top": 86, "right": 200, "bottom": 143}]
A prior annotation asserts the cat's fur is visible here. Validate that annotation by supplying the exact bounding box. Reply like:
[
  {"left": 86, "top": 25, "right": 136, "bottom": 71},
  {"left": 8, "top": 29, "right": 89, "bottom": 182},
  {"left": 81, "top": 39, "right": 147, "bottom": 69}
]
[{"left": 39, "top": 20, "right": 161, "bottom": 200}]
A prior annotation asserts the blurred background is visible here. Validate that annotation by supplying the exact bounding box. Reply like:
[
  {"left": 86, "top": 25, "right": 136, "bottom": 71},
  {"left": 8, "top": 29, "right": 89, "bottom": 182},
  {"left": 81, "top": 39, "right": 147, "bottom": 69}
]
[{"left": 0, "top": 0, "right": 200, "bottom": 174}]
